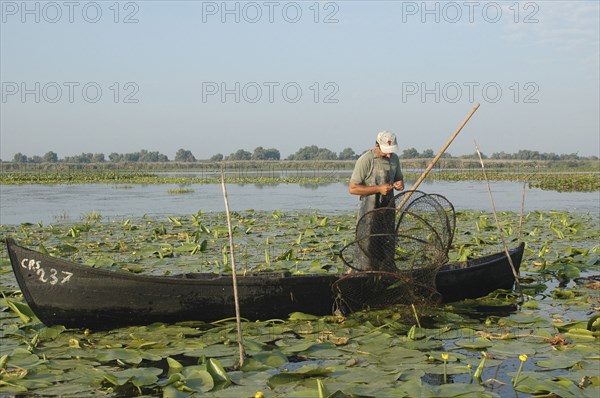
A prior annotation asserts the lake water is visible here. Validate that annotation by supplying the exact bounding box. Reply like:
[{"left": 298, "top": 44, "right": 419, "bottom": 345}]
[{"left": 1, "top": 181, "right": 598, "bottom": 225}]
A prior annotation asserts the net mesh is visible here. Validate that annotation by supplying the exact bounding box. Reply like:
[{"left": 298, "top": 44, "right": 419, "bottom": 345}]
[
  {"left": 396, "top": 191, "right": 456, "bottom": 254},
  {"left": 335, "top": 191, "right": 455, "bottom": 313}
]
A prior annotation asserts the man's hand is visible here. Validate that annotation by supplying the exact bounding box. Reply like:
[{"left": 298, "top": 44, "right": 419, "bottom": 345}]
[
  {"left": 378, "top": 184, "right": 393, "bottom": 195},
  {"left": 393, "top": 180, "right": 404, "bottom": 191}
]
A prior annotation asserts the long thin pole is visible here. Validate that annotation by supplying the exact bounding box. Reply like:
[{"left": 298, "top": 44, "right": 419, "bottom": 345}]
[
  {"left": 474, "top": 142, "right": 523, "bottom": 301},
  {"left": 399, "top": 103, "right": 480, "bottom": 209},
  {"left": 220, "top": 168, "right": 246, "bottom": 367}
]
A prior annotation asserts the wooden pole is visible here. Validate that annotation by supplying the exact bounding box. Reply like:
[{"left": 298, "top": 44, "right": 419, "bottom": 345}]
[
  {"left": 474, "top": 142, "right": 523, "bottom": 301},
  {"left": 398, "top": 103, "right": 480, "bottom": 209},
  {"left": 220, "top": 168, "right": 246, "bottom": 367}
]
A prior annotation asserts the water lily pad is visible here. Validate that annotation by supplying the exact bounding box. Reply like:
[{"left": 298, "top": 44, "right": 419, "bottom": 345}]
[
  {"left": 301, "top": 342, "right": 346, "bottom": 359},
  {"left": 564, "top": 328, "right": 597, "bottom": 342},
  {"left": 54, "top": 244, "right": 78, "bottom": 255},
  {"left": 267, "top": 366, "right": 334, "bottom": 388},
  {"left": 332, "top": 366, "right": 401, "bottom": 384},
  {"left": 288, "top": 312, "right": 320, "bottom": 321},
  {"left": 94, "top": 348, "right": 143, "bottom": 364},
  {"left": 514, "top": 374, "right": 584, "bottom": 397},
  {"left": 207, "top": 358, "right": 232, "bottom": 386},
  {"left": 85, "top": 257, "right": 116, "bottom": 268},
  {"left": 45, "top": 358, "right": 101, "bottom": 370},
  {"left": 167, "top": 357, "right": 184, "bottom": 373},
  {"left": 37, "top": 325, "right": 66, "bottom": 340},
  {"left": 279, "top": 340, "right": 317, "bottom": 354},
  {"left": 174, "top": 243, "right": 200, "bottom": 253},
  {"left": 243, "top": 350, "right": 288, "bottom": 370},
  {"left": 498, "top": 312, "right": 547, "bottom": 325},
  {"left": 401, "top": 338, "right": 444, "bottom": 351},
  {"left": 3, "top": 299, "right": 36, "bottom": 323},
  {"left": 104, "top": 367, "right": 162, "bottom": 387},
  {"left": 486, "top": 340, "right": 537, "bottom": 358},
  {"left": 454, "top": 337, "right": 493, "bottom": 349},
  {"left": 31, "top": 381, "right": 101, "bottom": 396},
  {"left": 377, "top": 346, "right": 426, "bottom": 365},
  {"left": 181, "top": 367, "right": 214, "bottom": 393},
  {"left": 163, "top": 384, "right": 194, "bottom": 397},
  {"left": 431, "top": 383, "right": 490, "bottom": 397},
  {"left": 536, "top": 356, "right": 582, "bottom": 370},
  {"left": 187, "top": 343, "right": 237, "bottom": 358},
  {"left": 6, "top": 349, "right": 44, "bottom": 368}
]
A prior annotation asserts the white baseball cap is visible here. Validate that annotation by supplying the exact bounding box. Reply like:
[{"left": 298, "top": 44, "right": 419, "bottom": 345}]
[{"left": 376, "top": 131, "right": 398, "bottom": 153}]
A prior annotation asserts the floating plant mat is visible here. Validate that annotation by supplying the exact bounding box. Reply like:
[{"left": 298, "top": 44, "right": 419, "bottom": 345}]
[{"left": 0, "top": 209, "right": 599, "bottom": 397}]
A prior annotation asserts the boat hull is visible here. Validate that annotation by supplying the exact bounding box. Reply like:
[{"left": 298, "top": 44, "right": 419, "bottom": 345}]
[
  {"left": 6, "top": 238, "right": 524, "bottom": 329},
  {"left": 436, "top": 245, "right": 524, "bottom": 302}
]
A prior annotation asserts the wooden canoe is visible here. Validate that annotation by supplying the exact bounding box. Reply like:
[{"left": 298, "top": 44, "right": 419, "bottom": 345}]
[{"left": 5, "top": 238, "right": 524, "bottom": 329}]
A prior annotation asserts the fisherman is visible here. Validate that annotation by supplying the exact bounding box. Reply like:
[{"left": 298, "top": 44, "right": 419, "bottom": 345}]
[{"left": 349, "top": 131, "right": 404, "bottom": 271}]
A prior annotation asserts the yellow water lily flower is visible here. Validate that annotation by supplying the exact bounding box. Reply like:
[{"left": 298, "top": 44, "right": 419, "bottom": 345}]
[
  {"left": 441, "top": 353, "right": 449, "bottom": 361},
  {"left": 514, "top": 354, "right": 529, "bottom": 387}
]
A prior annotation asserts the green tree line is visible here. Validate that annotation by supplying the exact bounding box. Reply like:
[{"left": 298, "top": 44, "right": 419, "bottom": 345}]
[{"left": 8, "top": 147, "right": 598, "bottom": 164}]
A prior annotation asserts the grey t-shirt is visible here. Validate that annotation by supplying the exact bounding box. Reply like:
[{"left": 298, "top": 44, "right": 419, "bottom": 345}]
[{"left": 350, "top": 149, "right": 403, "bottom": 201}]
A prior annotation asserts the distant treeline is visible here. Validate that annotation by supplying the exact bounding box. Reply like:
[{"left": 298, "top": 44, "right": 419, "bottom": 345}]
[{"left": 8, "top": 146, "right": 598, "bottom": 164}]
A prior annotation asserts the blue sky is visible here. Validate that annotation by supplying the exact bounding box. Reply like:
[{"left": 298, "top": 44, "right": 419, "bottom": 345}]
[{"left": 1, "top": 0, "right": 598, "bottom": 160}]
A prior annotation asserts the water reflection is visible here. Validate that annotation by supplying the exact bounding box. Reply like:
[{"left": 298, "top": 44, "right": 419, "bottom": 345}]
[{"left": 1, "top": 181, "right": 598, "bottom": 225}]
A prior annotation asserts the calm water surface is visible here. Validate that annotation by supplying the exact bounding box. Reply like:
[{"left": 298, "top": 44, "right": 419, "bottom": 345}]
[{"left": 1, "top": 181, "right": 598, "bottom": 225}]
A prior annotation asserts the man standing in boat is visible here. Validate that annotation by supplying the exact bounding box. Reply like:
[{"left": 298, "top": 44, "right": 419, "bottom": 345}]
[{"left": 349, "top": 131, "right": 404, "bottom": 271}]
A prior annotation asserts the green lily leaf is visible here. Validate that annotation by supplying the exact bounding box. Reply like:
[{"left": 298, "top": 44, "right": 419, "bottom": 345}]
[
  {"left": 94, "top": 348, "right": 143, "bottom": 364},
  {"left": 207, "top": 358, "right": 232, "bottom": 386},
  {"left": 105, "top": 367, "right": 162, "bottom": 387},
  {"left": 181, "top": 367, "right": 214, "bottom": 393},
  {"left": 431, "top": 383, "right": 489, "bottom": 397},
  {"left": 317, "top": 378, "right": 329, "bottom": 398},
  {"left": 536, "top": 356, "right": 582, "bottom": 370},
  {"left": 162, "top": 384, "right": 193, "bottom": 398},
  {"left": 54, "top": 244, "right": 78, "bottom": 255},
  {"left": 454, "top": 338, "right": 492, "bottom": 349},
  {"left": 3, "top": 299, "right": 36, "bottom": 323},
  {"left": 245, "top": 350, "right": 288, "bottom": 369},
  {"left": 267, "top": 366, "right": 334, "bottom": 388},
  {"left": 167, "top": 357, "right": 184, "bottom": 374}
]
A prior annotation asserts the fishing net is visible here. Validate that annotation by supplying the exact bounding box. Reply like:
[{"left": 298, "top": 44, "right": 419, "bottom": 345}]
[
  {"left": 332, "top": 270, "right": 443, "bottom": 315},
  {"left": 335, "top": 191, "right": 455, "bottom": 313},
  {"left": 396, "top": 190, "right": 456, "bottom": 253}
]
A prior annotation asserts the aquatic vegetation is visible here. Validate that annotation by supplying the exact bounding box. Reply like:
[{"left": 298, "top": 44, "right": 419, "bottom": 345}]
[
  {"left": 529, "top": 174, "right": 600, "bottom": 192},
  {"left": 1, "top": 164, "right": 598, "bottom": 192},
  {"left": 0, "top": 210, "right": 598, "bottom": 396},
  {"left": 513, "top": 354, "right": 527, "bottom": 387},
  {"left": 167, "top": 187, "right": 195, "bottom": 195},
  {"left": 81, "top": 211, "right": 102, "bottom": 221},
  {"left": 441, "top": 352, "right": 449, "bottom": 384}
]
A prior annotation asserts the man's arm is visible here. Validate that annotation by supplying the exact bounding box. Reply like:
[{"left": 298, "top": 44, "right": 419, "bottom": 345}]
[
  {"left": 392, "top": 155, "right": 404, "bottom": 191},
  {"left": 349, "top": 182, "right": 393, "bottom": 196}
]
